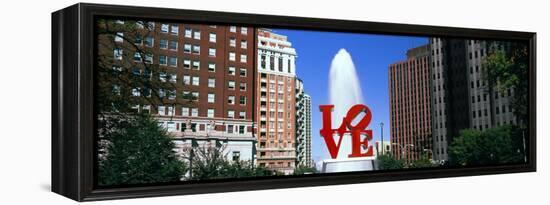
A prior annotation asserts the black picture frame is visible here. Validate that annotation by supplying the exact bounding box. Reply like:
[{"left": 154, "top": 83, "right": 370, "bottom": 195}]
[{"left": 52, "top": 3, "right": 536, "bottom": 201}]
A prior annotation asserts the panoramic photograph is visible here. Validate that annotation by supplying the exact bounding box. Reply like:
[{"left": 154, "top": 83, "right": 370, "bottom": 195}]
[{"left": 95, "top": 18, "right": 530, "bottom": 187}]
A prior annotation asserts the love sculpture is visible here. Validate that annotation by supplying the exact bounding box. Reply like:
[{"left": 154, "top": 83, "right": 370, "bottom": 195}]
[{"left": 319, "top": 104, "right": 374, "bottom": 159}]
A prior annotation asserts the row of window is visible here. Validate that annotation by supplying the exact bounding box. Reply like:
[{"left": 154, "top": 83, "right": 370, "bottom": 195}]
[
  {"left": 161, "top": 121, "right": 248, "bottom": 136},
  {"left": 472, "top": 105, "right": 513, "bottom": 118},
  {"left": 156, "top": 105, "right": 247, "bottom": 119},
  {"left": 159, "top": 24, "right": 248, "bottom": 36},
  {"left": 115, "top": 21, "right": 249, "bottom": 40},
  {"left": 114, "top": 48, "right": 248, "bottom": 64},
  {"left": 129, "top": 85, "right": 247, "bottom": 103}
]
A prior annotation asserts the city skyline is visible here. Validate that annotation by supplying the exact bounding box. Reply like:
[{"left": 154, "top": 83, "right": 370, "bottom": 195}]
[{"left": 94, "top": 18, "right": 529, "bottom": 186}]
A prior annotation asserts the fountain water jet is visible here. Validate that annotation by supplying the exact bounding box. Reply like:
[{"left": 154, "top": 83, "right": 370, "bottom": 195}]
[{"left": 321, "top": 48, "right": 376, "bottom": 172}]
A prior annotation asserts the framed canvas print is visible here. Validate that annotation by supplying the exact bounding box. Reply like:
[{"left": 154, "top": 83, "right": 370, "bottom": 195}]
[{"left": 52, "top": 3, "right": 536, "bottom": 201}]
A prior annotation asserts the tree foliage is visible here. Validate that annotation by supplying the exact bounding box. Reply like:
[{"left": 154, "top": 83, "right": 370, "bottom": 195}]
[
  {"left": 377, "top": 154, "right": 405, "bottom": 170},
  {"left": 409, "top": 156, "right": 436, "bottom": 169},
  {"left": 449, "top": 125, "right": 525, "bottom": 166},
  {"left": 98, "top": 114, "right": 186, "bottom": 186},
  {"left": 185, "top": 146, "right": 277, "bottom": 181},
  {"left": 483, "top": 42, "right": 529, "bottom": 126}
]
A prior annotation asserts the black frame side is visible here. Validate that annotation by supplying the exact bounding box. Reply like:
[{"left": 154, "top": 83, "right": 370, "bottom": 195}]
[
  {"left": 51, "top": 3, "right": 537, "bottom": 202},
  {"left": 52, "top": 3, "right": 81, "bottom": 201}
]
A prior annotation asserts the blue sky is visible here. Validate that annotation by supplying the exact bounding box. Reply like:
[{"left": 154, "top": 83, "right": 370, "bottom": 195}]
[{"left": 269, "top": 28, "right": 428, "bottom": 163}]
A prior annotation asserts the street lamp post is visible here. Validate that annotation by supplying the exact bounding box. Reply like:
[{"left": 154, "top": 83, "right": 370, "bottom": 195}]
[{"left": 380, "top": 122, "right": 384, "bottom": 155}]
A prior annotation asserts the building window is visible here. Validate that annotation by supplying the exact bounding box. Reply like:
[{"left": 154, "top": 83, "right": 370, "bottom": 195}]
[
  {"left": 228, "top": 110, "right": 235, "bottom": 118},
  {"left": 183, "top": 75, "right": 190, "bottom": 85},
  {"left": 182, "top": 91, "right": 190, "bottom": 100},
  {"left": 113, "top": 48, "right": 123, "bottom": 60},
  {"left": 134, "top": 52, "right": 143, "bottom": 62},
  {"left": 158, "top": 106, "right": 166, "bottom": 115},
  {"left": 241, "top": 27, "right": 248, "bottom": 35},
  {"left": 191, "top": 108, "right": 199, "bottom": 117},
  {"left": 169, "top": 74, "right": 177, "bottom": 83},
  {"left": 171, "top": 25, "right": 179, "bottom": 35},
  {"left": 168, "top": 57, "right": 177, "bottom": 67},
  {"left": 134, "top": 35, "right": 143, "bottom": 45},
  {"left": 114, "top": 32, "right": 123, "bottom": 42},
  {"left": 182, "top": 107, "right": 189, "bottom": 116},
  {"left": 239, "top": 68, "right": 247, "bottom": 77},
  {"left": 207, "top": 109, "right": 215, "bottom": 118},
  {"left": 161, "top": 24, "right": 169, "bottom": 33},
  {"left": 229, "top": 52, "right": 236, "bottom": 61},
  {"left": 229, "top": 38, "right": 236, "bottom": 47},
  {"left": 159, "top": 72, "right": 167, "bottom": 82},
  {"left": 185, "top": 28, "right": 192, "bottom": 38},
  {"left": 168, "top": 90, "right": 176, "bottom": 100},
  {"left": 208, "top": 63, "right": 216, "bottom": 72},
  {"left": 169, "top": 41, "right": 178, "bottom": 51},
  {"left": 230, "top": 26, "right": 236, "bottom": 32},
  {"left": 184, "top": 44, "right": 191, "bottom": 53},
  {"left": 160, "top": 39, "right": 168, "bottom": 49},
  {"left": 192, "top": 45, "right": 200, "bottom": 54},
  {"left": 228, "top": 96, "right": 235, "bottom": 104},
  {"left": 144, "top": 53, "right": 153, "bottom": 64},
  {"left": 239, "top": 111, "right": 246, "bottom": 119},
  {"left": 227, "top": 125, "right": 234, "bottom": 134},
  {"left": 144, "top": 36, "right": 154, "bottom": 47},
  {"left": 208, "top": 93, "right": 215, "bottom": 103},
  {"left": 241, "top": 40, "right": 247, "bottom": 49},
  {"left": 192, "top": 76, "right": 200, "bottom": 86},
  {"left": 193, "top": 30, "right": 201, "bottom": 40},
  {"left": 228, "top": 81, "right": 236, "bottom": 90},
  {"left": 183, "top": 60, "right": 191, "bottom": 69},
  {"left": 209, "top": 48, "right": 216, "bottom": 57},
  {"left": 240, "top": 54, "right": 247, "bottom": 63},
  {"left": 278, "top": 58, "right": 283, "bottom": 72},
  {"left": 192, "top": 61, "right": 200, "bottom": 70},
  {"left": 228, "top": 67, "right": 236, "bottom": 75},
  {"left": 239, "top": 96, "right": 246, "bottom": 105},
  {"left": 209, "top": 33, "right": 216, "bottom": 43},
  {"left": 208, "top": 78, "right": 215, "bottom": 88},
  {"left": 240, "top": 82, "right": 247, "bottom": 91},
  {"left": 132, "top": 88, "right": 140, "bottom": 96},
  {"left": 191, "top": 92, "right": 199, "bottom": 101}
]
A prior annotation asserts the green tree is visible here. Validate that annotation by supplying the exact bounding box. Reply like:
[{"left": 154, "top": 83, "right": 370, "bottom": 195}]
[
  {"left": 449, "top": 125, "right": 524, "bottom": 166},
  {"left": 187, "top": 146, "right": 277, "bottom": 180},
  {"left": 409, "top": 156, "right": 436, "bottom": 169},
  {"left": 98, "top": 114, "right": 186, "bottom": 186},
  {"left": 377, "top": 154, "right": 405, "bottom": 170},
  {"left": 483, "top": 42, "right": 529, "bottom": 127}
]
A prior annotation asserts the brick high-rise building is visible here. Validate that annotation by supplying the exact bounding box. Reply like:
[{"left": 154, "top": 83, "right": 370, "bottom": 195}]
[
  {"left": 388, "top": 44, "right": 432, "bottom": 163},
  {"left": 429, "top": 38, "right": 518, "bottom": 162},
  {"left": 255, "top": 29, "right": 298, "bottom": 174},
  {"left": 98, "top": 20, "right": 256, "bottom": 162}
]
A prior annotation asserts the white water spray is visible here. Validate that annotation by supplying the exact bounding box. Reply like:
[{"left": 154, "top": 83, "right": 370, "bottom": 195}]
[
  {"left": 328, "top": 49, "right": 365, "bottom": 158},
  {"left": 322, "top": 49, "right": 375, "bottom": 172}
]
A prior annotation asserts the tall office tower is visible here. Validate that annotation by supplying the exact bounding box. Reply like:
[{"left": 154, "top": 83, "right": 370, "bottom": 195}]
[
  {"left": 255, "top": 28, "right": 298, "bottom": 174},
  {"left": 98, "top": 21, "right": 257, "bottom": 162},
  {"left": 295, "top": 78, "right": 313, "bottom": 168},
  {"left": 429, "top": 38, "right": 517, "bottom": 162},
  {"left": 388, "top": 44, "right": 432, "bottom": 163}
]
